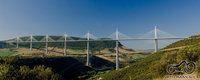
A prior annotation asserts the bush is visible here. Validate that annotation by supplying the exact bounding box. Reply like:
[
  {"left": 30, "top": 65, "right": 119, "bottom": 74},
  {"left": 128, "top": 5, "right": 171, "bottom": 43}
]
[
  {"left": 0, "top": 57, "right": 61, "bottom": 80},
  {"left": 0, "top": 64, "right": 17, "bottom": 80},
  {"left": 19, "top": 65, "right": 61, "bottom": 80}
]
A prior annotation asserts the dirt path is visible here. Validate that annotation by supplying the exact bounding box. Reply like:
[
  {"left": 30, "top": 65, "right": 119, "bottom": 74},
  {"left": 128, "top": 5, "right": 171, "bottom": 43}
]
[
  {"left": 160, "top": 45, "right": 191, "bottom": 52},
  {"left": 96, "top": 54, "right": 126, "bottom": 62}
]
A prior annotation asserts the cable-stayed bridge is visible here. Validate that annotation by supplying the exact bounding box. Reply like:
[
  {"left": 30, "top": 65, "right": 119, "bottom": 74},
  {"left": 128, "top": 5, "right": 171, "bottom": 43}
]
[{"left": 13, "top": 26, "right": 188, "bottom": 70}]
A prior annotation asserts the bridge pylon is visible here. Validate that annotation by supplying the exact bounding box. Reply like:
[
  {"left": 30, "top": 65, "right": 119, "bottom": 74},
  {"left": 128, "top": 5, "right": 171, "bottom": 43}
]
[
  {"left": 86, "top": 32, "right": 90, "bottom": 66},
  {"left": 154, "top": 26, "right": 158, "bottom": 52},
  {"left": 116, "top": 29, "right": 119, "bottom": 70}
]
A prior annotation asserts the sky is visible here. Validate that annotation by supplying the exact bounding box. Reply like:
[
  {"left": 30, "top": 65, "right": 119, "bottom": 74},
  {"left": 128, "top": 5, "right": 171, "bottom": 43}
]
[{"left": 0, "top": 0, "right": 200, "bottom": 49}]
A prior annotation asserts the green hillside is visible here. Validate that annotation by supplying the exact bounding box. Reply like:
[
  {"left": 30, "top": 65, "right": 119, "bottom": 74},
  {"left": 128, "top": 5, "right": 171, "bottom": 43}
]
[
  {"left": 0, "top": 50, "right": 17, "bottom": 57},
  {"left": 102, "top": 35, "right": 200, "bottom": 80}
]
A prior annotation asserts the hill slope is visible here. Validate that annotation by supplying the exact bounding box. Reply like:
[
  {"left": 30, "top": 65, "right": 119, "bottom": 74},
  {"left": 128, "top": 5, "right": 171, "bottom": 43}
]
[{"left": 103, "top": 35, "right": 200, "bottom": 80}]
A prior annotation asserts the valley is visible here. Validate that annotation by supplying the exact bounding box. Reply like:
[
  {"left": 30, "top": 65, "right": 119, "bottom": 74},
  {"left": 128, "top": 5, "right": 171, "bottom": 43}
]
[{"left": 0, "top": 36, "right": 150, "bottom": 80}]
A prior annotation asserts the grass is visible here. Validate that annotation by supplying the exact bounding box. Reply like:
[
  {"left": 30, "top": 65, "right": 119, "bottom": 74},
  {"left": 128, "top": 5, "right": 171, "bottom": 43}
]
[
  {"left": 0, "top": 50, "right": 16, "bottom": 57},
  {"left": 129, "top": 53, "right": 148, "bottom": 59}
]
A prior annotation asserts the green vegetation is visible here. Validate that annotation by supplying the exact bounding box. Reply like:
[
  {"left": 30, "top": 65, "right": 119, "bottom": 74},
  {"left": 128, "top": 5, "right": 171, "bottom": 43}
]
[
  {"left": 0, "top": 55, "right": 115, "bottom": 80},
  {"left": 0, "top": 57, "right": 61, "bottom": 80},
  {"left": 102, "top": 35, "right": 200, "bottom": 80},
  {"left": 0, "top": 50, "right": 17, "bottom": 57},
  {"left": 129, "top": 53, "right": 148, "bottom": 60}
]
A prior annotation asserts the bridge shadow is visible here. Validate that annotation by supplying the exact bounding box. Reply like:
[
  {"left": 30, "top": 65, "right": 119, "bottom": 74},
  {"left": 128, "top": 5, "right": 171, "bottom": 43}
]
[{"left": 91, "top": 56, "right": 115, "bottom": 71}]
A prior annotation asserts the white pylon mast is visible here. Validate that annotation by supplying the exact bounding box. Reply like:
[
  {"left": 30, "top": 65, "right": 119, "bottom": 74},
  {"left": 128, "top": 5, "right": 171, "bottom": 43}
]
[
  {"left": 154, "top": 26, "right": 158, "bottom": 52},
  {"left": 46, "top": 35, "right": 48, "bottom": 54},
  {"left": 116, "top": 29, "right": 119, "bottom": 40},
  {"left": 155, "top": 26, "right": 157, "bottom": 39},
  {"left": 30, "top": 35, "right": 33, "bottom": 52},
  {"left": 86, "top": 32, "right": 90, "bottom": 66},
  {"left": 116, "top": 29, "right": 119, "bottom": 70},
  {"left": 64, "top": 33, "right": 67, "bottom": 56},
  {"left": 17, "top": 37, "right": 19, "bottom": 48}
]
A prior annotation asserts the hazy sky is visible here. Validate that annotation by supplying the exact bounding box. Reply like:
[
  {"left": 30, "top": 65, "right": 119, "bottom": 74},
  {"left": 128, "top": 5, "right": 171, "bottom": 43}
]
[{"left": 0, "top": 0, "right": 200, "bottom": 49}]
